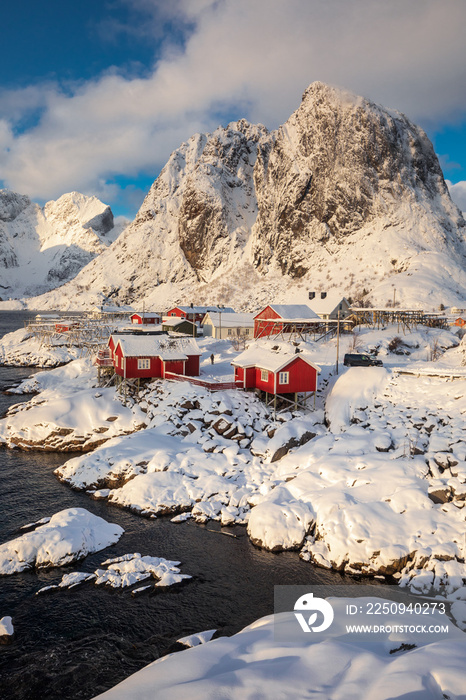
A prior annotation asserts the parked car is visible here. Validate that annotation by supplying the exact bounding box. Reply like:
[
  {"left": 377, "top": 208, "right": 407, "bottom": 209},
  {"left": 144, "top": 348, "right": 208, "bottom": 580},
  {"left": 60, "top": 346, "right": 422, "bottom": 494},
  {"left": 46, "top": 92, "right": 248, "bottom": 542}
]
[{"left": 343, "top": 353, "right": 383, "bottom": 367}]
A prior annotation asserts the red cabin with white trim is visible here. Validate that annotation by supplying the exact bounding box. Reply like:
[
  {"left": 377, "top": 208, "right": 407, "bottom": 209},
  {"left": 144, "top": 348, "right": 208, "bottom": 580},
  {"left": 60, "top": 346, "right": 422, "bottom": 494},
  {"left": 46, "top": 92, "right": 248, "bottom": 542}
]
[
  {"left": 231, "top": 345, "right": 320, "bottom": 394},
  {"left": 109, "top": 335, "right": 201, "bottom": 379}
]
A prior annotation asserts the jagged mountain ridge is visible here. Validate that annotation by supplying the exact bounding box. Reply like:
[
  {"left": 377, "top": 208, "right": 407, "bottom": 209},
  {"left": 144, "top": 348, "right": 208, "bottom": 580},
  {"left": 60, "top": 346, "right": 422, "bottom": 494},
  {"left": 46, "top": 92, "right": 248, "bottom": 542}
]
[
  {"left": 251, "top": 83, "right": 464, "bottom": 277},
  {"left": 0, "top": 191, "right": 126, "bottom": 299},
  {"left": 10, "top": 81, "right": 466, "bottom": 311}
]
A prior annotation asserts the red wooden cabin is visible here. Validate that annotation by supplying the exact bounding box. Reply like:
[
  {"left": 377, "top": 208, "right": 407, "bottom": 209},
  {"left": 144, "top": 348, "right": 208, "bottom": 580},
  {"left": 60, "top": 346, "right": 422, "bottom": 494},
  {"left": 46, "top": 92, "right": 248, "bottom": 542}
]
[
  {"left": 231, "top": 345, "right": 320, "bottom": 394},
  {"left": 166, "top": 305, "right": 235, "bottom": 323},
  {"left": 130, "top": 313, "right": 161, "bottom": 325},
  {"left": 109, "top": 335, "right": 201, "bottom": 379},
  {"left": 254, "top": 304, "right": 320, "bottom": 339}
]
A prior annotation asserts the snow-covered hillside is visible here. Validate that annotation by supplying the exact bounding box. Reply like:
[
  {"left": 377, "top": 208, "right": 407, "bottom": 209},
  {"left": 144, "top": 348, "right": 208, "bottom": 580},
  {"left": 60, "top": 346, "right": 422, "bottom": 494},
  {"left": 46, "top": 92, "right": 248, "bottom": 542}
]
[
  {"left": 0, "top": 190, "right": 127, "bottom": 300},
  {"left": 7, "top": 82, "right": 466, "bottom": 311}
]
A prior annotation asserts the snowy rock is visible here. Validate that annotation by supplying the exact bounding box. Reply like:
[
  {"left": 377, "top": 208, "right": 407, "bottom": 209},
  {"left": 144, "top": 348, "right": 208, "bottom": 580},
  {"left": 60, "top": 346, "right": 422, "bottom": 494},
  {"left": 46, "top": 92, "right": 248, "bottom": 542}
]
[
  {"left": 267, "top": 419, "right": 319, "bottom": 462},
  {"left": 428, "top": 485, "right": 452, "bottom": 504},
  {"left": 36, "top": 553, "right": 191, "bottom": 594},
  {"left": 0, "top": 616, "right": 14, "bottom": 645},
  {"left": 247, "top": 500, "right": 314, "bottom": 552},
  {"left": 0, "top": 508, "right": 124, "bottom": 574},
  {"left": 0, "top": 363, "right": 147, "bottom": 451}
]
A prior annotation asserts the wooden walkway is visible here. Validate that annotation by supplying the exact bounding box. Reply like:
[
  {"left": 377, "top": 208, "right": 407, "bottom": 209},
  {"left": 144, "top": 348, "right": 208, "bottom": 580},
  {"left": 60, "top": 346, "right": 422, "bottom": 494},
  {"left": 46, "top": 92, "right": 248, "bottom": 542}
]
[{"left": 165, "top": 372, "right": 238, "bottom": 391}]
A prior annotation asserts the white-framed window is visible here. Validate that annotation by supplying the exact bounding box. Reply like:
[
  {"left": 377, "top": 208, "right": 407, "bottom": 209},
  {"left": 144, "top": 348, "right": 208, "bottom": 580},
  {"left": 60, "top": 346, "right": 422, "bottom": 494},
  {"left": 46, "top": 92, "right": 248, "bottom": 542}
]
[
  {"left": 279, "top": 371, "right": 289, "bottom": 385},
  {"left": 138, "top": 358, "right": 150, "bottom": 370},
  {"left": 245, "top": 328, "right": 249, "bottom": 335},
  {"left": 260, "top": 369, "right": 268, "bottom": 382},
  {"left": 228, "top": 328, "right": 232, "bottom": 335}
]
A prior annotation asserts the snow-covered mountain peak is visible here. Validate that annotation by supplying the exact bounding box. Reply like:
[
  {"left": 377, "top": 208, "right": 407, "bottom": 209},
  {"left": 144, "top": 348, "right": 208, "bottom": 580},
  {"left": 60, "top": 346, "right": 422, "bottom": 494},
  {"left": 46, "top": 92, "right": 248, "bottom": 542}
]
[
  {"left": 0, "top": 189, "right": 125, "bottom": 300},
  {"left": 6, "top": 81, "right": 466, "bottom": 311},
  {"left": 44, "top": 191, "right": 114, "bottom": 236},
  {"left": 0, "top": 190, "right": 32, "bottom": 222}
]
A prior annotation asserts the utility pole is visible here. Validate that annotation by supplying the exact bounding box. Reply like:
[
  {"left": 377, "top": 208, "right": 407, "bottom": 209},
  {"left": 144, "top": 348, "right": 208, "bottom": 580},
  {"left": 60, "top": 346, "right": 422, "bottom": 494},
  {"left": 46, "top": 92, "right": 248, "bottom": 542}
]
[
  {"left": 336, "top": 310, "right": 340, "bottom": 374},
  {"left": 219, "top": 306, "right": 222, "bottom": 339},
  {"left": 191, "top": 303, "right": 195, "bottom": 338}
]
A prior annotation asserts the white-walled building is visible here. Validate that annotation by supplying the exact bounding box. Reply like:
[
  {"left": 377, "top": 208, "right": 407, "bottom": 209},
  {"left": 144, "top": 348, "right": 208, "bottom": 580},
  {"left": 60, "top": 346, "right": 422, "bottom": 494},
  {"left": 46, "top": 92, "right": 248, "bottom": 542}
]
[
  {"left": 307, "top": 292, "right": 351, "bottom": 320},
  {"left": 202, "top": 312, "right": 255, "bottom": 339}
]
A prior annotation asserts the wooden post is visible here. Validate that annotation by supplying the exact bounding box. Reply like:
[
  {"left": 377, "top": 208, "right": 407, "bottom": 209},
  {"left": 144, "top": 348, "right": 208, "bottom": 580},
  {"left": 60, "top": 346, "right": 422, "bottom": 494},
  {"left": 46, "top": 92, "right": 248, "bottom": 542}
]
[
  {"left": 274, "top": 394, "right": 277, "bottom": 421},
  {"left": 336, "top": 310, "right": 340, "bottom": 374},
  {"left": 294, "top": 392, "right": 297, "bottom": 411}
]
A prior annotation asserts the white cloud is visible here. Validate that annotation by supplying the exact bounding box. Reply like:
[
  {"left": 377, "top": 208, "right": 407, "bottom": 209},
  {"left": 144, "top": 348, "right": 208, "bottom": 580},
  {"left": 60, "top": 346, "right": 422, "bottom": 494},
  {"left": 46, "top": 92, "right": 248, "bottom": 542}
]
[
  {"left": 2, "top": 0, "right": 466, "bottom": 208},
  {"left": 447, "top": 180, "right": 466, "bottom": 213}
]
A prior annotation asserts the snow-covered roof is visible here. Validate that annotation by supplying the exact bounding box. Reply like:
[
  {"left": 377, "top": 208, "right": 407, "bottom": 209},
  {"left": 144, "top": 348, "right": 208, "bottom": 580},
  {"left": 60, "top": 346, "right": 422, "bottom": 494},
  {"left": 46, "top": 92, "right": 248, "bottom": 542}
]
[
  {"left": 174, "top": 305, "right": 235, "bottom": 314},
  {"left": 307, "top": 292, "right": 349, "bottom": 316},
  {"left": 162, "top": 317, "right": 195, "bottom": 327},
  {"left": 111, "top": 335, "right": 202, "bottom": 358},
  {"left": 203, "top": 312, "right": 255, "bottom": 328},
  {"left": 131, "top": 312, "right": 160, "bottom": 319},
  {"left": 232, "top": 345, "right": 321, "bottom": 373},
  {"left": 256, "top": 304, "right": 320, "bottom": 321}
]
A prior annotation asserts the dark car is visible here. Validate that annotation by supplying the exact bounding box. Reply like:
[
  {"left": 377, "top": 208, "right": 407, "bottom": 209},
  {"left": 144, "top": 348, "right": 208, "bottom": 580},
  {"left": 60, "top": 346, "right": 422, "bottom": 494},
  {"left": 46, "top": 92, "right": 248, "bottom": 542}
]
[{"left": 343, "top": 353, "right": 383, "bottom": 367}]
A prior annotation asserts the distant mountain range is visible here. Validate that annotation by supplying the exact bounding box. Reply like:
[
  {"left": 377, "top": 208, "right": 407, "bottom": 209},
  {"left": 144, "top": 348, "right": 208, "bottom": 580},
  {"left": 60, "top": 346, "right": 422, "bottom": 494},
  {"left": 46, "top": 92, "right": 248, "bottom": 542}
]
[
  {"left": 0, "top": 190, "right": 127, "bottom": 300},
  {"left": 2, "top": 81, "right": 465, "bottom": 311}
]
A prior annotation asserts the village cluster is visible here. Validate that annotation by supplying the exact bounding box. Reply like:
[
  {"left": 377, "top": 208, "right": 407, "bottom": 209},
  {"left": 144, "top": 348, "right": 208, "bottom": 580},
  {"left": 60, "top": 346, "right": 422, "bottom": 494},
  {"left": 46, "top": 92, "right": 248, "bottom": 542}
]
[
  {"left": 71, "top": 292, "right": 460, "bottom": 407},
  {"left": 1, "top": 290, "right": 466, "bottom": 653}
]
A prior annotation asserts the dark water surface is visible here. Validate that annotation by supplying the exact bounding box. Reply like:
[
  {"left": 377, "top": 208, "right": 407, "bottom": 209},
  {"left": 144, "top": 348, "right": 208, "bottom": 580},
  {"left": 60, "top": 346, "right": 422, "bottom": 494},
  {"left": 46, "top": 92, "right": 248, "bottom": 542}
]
[{"left": 0, "top": 311, "right": 349, "bottom": 700}]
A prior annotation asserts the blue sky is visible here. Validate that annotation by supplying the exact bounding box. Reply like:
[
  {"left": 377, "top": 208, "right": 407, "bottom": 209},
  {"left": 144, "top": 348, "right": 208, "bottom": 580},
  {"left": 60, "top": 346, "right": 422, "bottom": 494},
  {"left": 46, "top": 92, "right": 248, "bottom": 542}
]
[{"left": 1, "top": 0, "right": 466, "bottom": 218}]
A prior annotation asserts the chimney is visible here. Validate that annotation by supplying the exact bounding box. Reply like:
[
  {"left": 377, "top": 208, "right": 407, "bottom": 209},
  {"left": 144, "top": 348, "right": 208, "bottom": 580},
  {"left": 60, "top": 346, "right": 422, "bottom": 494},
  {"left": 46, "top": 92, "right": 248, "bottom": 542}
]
[
  {"left": 308, "top": 291, "right": 315, "bottom": 300},
  {"left": 321, "top": 292, "right": 327, "bottom": 299}
]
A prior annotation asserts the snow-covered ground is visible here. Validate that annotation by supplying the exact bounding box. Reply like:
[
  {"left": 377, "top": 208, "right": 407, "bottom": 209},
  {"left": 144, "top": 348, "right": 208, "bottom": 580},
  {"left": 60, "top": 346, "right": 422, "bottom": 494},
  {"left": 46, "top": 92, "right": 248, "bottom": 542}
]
[
  {"left": 0, "top": 508, "right": 124, "bottom": 574},
  {"left": 93, "top": 600, "right": 466, "bottom": 700},
  {"left": 1, "top": 324, "right": 465, "bottom": 696}
]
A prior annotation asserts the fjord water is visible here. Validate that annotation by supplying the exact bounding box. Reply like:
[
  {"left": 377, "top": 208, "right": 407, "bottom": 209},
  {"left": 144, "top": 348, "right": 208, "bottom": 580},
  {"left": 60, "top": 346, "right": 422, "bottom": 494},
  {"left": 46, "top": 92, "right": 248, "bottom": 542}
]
[{"left": 0, "top": 312, "right": 344, "bottom": 700}]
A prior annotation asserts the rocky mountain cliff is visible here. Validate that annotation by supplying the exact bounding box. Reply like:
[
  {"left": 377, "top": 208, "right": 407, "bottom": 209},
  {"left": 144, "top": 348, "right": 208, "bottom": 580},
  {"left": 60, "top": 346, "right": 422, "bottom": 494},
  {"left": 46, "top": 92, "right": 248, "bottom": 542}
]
[
  {"left": 10, "top": 82, "right": 466, "bottom": 311},
  {"left": 0, "top": 191, "right": 125, "bottom": 299}
]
